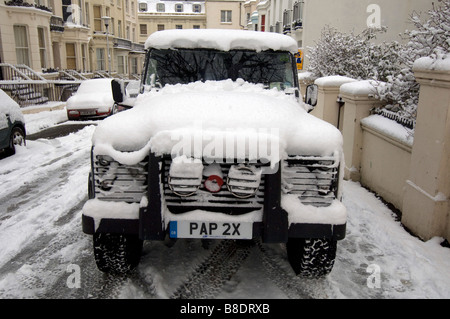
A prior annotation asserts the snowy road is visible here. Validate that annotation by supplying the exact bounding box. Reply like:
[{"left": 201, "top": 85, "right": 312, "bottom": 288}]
[{"left": 0, "top": 119, "right": 449, "bottom": 299}]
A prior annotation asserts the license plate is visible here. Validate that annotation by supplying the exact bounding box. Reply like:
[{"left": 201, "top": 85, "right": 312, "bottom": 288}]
[
  {"left": 169, "top": 221, "right": 253, "bottom": 239},
  {"left": 80, "top": 110, "right": 96, "bottom": 115}
]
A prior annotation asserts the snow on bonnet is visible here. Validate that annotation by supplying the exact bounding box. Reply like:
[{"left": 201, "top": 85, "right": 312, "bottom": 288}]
[{"left": 92, "top": 80, "right": 343, "bottom": 165}]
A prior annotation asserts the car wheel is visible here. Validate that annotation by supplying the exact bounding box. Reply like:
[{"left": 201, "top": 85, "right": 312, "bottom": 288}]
[
  {"left": 93, "top": 232, "right": 143, "bottom": 274},
  {"left": 286, "top": 238, "right": 337, "bottom": 278},
  {"left": 6, "top": 127, "right": 26, "bottom": 156}
]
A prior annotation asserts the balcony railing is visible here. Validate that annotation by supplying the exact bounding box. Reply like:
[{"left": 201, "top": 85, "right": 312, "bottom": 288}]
[
  {"left": 50, "top": 16, "right": 65, "bottom": 32},
  {"left": 4, "top": 0, "right": 52, "bottom": 12},
  {"left": 114, "top": 38, "right": 132, "bottom": 50}
]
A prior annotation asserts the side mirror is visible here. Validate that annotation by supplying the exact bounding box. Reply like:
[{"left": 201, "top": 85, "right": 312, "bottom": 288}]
[
  {"left": 305, "top": 84, "right": 318, "bottom": 108},
  {"left": 111, "top": 79, "right": 124, "bottom": 103}
]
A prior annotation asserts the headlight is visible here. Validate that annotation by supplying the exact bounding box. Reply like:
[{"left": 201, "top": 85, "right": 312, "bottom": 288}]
[{"left": 227, "top": 165, "right": 262, "bottom": 198}]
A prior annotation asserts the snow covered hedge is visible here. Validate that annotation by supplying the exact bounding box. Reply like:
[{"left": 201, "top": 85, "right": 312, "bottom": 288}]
[{"left": 307, "top": 0, "right": 450, "bottom": 124}]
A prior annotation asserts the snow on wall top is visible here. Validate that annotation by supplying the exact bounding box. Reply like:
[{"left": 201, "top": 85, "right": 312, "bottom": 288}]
[
  {"left": 92, "top": 80, "right": 343, "bottom": 165},
  {"left": 144, "top": 29, "right": 299, "bottom": 54},
  {"left": 314, "top": 75, "right": 356, "bottom": 87},
  {"left": 413, "top": 54, "right": 450, "bottom": 72}
]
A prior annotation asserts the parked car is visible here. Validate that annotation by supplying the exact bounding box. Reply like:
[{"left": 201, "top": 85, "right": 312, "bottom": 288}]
[
  {"left": 66, "top": 78, "right": 118, "bottom": 120},
  {"left": 82, "top": 29, "right": 347, "bottom": 278},
  {"left": 0, "top": 89, "right": 26, "bottom": 157}
]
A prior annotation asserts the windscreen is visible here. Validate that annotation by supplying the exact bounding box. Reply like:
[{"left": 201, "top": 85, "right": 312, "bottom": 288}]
[{"left": 144, "top": 49, "right": 296, "bottom": 90}]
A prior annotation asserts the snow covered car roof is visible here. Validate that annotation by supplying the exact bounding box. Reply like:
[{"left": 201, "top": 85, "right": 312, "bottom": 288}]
[{"left": 144, "top": 29, "right": 299, "bottom": 54}]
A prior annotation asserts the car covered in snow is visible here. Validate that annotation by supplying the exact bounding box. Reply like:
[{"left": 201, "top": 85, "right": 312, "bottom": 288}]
[
  {"left": 66, "top": 78, "right": 118, "bottom": 120},
  {"left": 0, "top": 89, "right": 26, "bottom": 157},
  {"left": 82, "top": 29, "right": 347, "bottom": 277}
]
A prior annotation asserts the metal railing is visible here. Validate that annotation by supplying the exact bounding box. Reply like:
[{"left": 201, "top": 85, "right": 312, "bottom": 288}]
[{"left": 0, "top": 63, "right": 82, "bottom": 107}]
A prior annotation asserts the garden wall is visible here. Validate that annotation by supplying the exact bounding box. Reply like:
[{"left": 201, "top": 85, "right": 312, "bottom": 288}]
[{"left": 312, "top": 62, "right": 450, "bottom": 241}]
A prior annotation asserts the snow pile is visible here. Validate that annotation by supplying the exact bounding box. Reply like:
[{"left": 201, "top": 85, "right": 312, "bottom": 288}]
[
  {"left": 92, "top": 80, "right": 343, "bottom": 165},
  {"left": 315, "top": 75, "right": 356, "bottom": 88},
  {"left": 282, "top": 195, "right": 347, "bottom": 225},
  {"left": 340, "top": 80, "right": 378, "bottom": 96},
  {"left": 145, "top": 29, "right": 299, "bottom": 54},
  {"left": 414, "top": 53, "right": 450, "bottom": 72},
  {"left": 361, "top": 115, "right": 414, "bottom": 147}
]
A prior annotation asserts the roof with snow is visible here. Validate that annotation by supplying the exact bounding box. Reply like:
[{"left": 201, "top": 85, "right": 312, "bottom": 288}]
[{"left": 144, "top": 29, "right": 299, "bottom": 54}]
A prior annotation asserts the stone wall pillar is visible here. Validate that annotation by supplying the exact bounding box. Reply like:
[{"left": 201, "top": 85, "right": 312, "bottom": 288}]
[
  {"left": 402, "top": 59, "right": 450, "bottom": 241},
  {"left": 339, "top": 81, "right": 384, "bottom": 181},
  {"left": 312, "top": 76, "right": 356, "bottom": 127}
]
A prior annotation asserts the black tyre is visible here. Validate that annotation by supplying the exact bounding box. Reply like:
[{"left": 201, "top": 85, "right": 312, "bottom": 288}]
[
  {"left": 6, "top": 126, "right": 25, "bottom": 156},
  {"left": 286, "top": 238, "right": 337, "bottom": 278},
  {"left": 93, "top": 233, "right": 143, "bottom": 274}
]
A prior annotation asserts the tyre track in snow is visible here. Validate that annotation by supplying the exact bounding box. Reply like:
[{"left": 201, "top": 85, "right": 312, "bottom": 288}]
[
  {"left": 171, "top": 240, "right": 252, "bottom": 299},
  {"left": 0, "top": 126, "right": 101, "bottom": 297}
]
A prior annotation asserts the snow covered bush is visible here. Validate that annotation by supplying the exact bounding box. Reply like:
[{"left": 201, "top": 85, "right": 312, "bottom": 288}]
[
  {"left": 306, "top": 26, "right": 402, "bottom": 82},
  {"left": 376, "top": 0, "right": 450, "bottom": 120},
  {"left": 307, "top": 0, "right": 450, "bottom": 123}
]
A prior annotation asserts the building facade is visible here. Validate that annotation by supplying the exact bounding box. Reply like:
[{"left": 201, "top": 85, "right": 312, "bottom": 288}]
[
  {"left": 205, "top": 0, "right": 244, "bottom": 30},
  {"left": 251, "top": 0, "right": 435, "bottom": 68},
  {"left": 137, "top": 0, "right": 206, "bottom": 44},
  {"left": 0, "top": 0, "right": 145, "bottom": 78}
]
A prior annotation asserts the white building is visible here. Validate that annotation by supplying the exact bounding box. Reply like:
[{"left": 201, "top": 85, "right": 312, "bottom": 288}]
[
  {"left": 137, "top": 0, "right": 206, "bottom": 44},
  {"left": 252, "top": 0, "right": 436, "bottom": 69}
]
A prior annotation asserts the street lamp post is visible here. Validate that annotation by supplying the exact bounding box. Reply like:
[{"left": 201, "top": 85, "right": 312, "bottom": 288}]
[{"left": 102, "top": 16, "right": 111, "bottom": 75}]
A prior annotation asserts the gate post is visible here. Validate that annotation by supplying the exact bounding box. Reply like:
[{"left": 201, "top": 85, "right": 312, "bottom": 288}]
[{"left": 401, "top": 58, "right": 450, "bottom": 241}]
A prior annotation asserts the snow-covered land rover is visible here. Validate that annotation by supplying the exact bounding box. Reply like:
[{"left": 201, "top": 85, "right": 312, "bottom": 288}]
[{"left": 82, "top": 29, "right": 347, "bottom": 277}]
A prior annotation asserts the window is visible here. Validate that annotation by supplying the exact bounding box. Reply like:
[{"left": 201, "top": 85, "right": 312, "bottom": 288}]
[
  {"left": 131, "top": 57, "right": 138, "bottom": 75},
  {"left": 38, "top": 27, "right": 47, "bottom": 68},
  {"left": 193, "top": 4, "right": 201, "bottom": 13},
  {"left": 81, "top": 44, "right": 87, "bottom": 71},
  {"left": 126, "top": 25, "right": 130, "bottom": 40},
  {"left": 14, "top": 25, "right": 30, "bottom": 66},
  {"left": 85, "top": 2, "right": 90, "bottom": 26},
  {"left": 156, "top": 3, "right": 165, "bottom": 12},
  {"left": 146, "top": 49, "right": 295, "bottom": 88},
  {"left": 117, "top": 55, "right": 127, "bottom": 74},
  {"left": 175, "top": 4, "right": 183, "bottom": 13},
  {"left": 221, "top": 10, "right": 232, "bottom": 23},
  {"left": 118, "top": 20, "right": 122, "bottom": 38},
  {"left": 139, "top": 2, "right": 147, "bottom": 11},
  {"left": 176, "top": 25, "right": 182, "bottom": 29},
  {"left": 157, "top": 24, "right": 165, "bottom": 31},
  {"left": 93, "top": 5, "right": 102, "bottom": 32},
  {"left": 140, "top": 24, "right": 147, "bottom": 35},
  {"left": 193, "top": 25, "right": 200, "bottom": 29},
  {"left": 131, "top": 1, "right": 134, "bottom": 16},
  {"left": 62, "top": 0, "right": 71, "bottom": 22},
  {"left": 293, "top": 1, "right": 304, "bottom": 29},
  {"left": 66, "top": 43, "right": 76, "bottom": 69},
  {"left": 125, "top": 0, "right": 129, "bottom": 13},
  {"left": 96, "top": 48, "right": 105, "bottom": 70}
]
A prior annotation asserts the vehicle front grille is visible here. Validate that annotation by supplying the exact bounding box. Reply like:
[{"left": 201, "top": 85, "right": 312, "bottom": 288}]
[
  {"left": 282, "top": 155, "right": 339, "bottom": 207},
  {"left": 93, "top": 155, "right": 148, "bottom": 203},
  {"left": 162, "top": 157, "right": 266, "bottom": 214}
]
